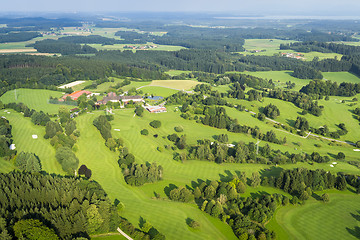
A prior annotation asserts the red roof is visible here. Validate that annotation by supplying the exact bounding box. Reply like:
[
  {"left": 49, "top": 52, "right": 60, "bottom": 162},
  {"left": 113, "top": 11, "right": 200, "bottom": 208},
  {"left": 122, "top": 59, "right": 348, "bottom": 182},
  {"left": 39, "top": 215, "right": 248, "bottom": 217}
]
[{"left": 63, "top": 90, "right": 91, "bottom": 100}]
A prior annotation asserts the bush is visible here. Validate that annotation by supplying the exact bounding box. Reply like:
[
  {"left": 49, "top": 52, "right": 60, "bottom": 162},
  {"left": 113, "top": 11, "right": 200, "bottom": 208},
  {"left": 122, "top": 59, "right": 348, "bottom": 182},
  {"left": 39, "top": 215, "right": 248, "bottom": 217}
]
[
  {"left": 140, "top": 129, "right": 149, "bottom": 135},
  {"left": 149, "top": 120, "right": 161, "bottom": 128},
  {"left": 174, "top": 126, "right": 184, "bottom": 132}
]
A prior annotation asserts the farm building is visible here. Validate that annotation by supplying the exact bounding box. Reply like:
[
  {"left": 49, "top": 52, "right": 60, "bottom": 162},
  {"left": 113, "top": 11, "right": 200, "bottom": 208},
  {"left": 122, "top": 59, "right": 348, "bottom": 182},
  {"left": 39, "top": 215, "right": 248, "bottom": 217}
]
[
  {"left": 61, "top": 90, "right": 92, "bottom": 101},
  {"left": 96, "top": 92, "right": 121, "bottom": 105},
  {"left": 145, "top": 106, "right": 167, "bottom": 113},
  {"left": 120, "top": 95, "right": 144, "bottom": 104}
]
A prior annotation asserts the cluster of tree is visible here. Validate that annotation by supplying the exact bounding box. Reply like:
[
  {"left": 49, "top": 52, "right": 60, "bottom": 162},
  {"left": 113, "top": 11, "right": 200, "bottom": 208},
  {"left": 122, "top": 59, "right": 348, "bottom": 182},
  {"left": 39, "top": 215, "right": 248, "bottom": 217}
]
[
  {"left": 119, "top": 217, "right": 165, "bottom": 240},
  {"left": 294, "top": 116, "right": 309, "bottom": 132},
  {"left": 93, "top": 115, "right": 123, "bottom": 151},
  {"left": 300, "top": 80, "right": 360, "bottom": 97},
  {"left": 187, "top": 139, "right": 330, "bottom": 165},
  {"left": 310, "top": 123, "right": 348, "bottom": 139},
  {"left": 118, "top": 147, "right": 163, "bottom": 186},
  {"left": 96, "top": 49, "right": 244, "bottom": 74},
  {"left": 0, "top": 116, "right": 15, "bottom": 158},
  {"left": 44, "top": 108, "right": 79, "bottom": 150},
  {"left": 270, "top": 168, "right": 347, "bottom": 198},
  {"left": 262, "top": 104, "right": 280, "bottom": 119},
  {"left": 149, "top": 120, "right": 161, "bottom": 128},
  {"left": 57, "top": 35, "right": 124, "bottom": 45},
  {"left": 0, "top": 171, "right": 120, "bottom": 239},
  {"left": 199, "top": 106, "right": 285, "bottom": 145},
  {"left": 0, "top": 55, "right": 168, "bottom": 96},
  {"left": 292, "top": 65, "right": 323, "bottom": 79},
  {"left": 31, "top": 39, "right": 98, "bottom": 55},
  {"left": 205, "top": 73, "right": 275, "bottom": 90},
  {"left": 55, "top": 146, "right": 79, "bottom": 174},
  {"left": 280, "top": 41, "right": 360, "bottom": 55},
  {"left": 167, "top": 133, "right": 187, "bottom": 150},
  {"left": 78, "top": 164, "right": 92, "bottom": 178},
  {"left": 237, "top": 55, "right": 351, "bottom": 73},
  {"left": 5, "top": 102, "right": 51, "bottom": 126},
  {"left": 267, "top": 90, "right": 322, "bottom": 116},
  {"left": 14, "top": 152, "right": 41, "bottom": 172},
  {"left": 167, "top": 177, "right": 279, "bottom": 240},
  {"left": 0, "top": 31, "right": 41, "bottom": 43}
]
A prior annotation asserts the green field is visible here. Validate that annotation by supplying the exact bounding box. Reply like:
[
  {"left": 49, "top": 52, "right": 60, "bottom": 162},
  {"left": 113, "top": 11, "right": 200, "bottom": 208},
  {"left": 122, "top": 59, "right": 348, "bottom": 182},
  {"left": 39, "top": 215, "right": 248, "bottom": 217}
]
[
  {"left": 0, "top": 89, "right": 69, "bottom": 114},
  {"left": 138, "top": 86, "right": 179, "bottom": 97},
  {"left": 268, "top": 193, "right": 360, "bottom": 240},
  {"left": 149, "top": 80, "right": 199, "bottom": 90},
  {"left": 165, "top": 70, "right": 193, "bottom": 77},
  {"left": 239, "top": 39, "right": 343, "bottom": 61},
  {"left": 0, "top": 88, "right": 360, "bottom": 239}
]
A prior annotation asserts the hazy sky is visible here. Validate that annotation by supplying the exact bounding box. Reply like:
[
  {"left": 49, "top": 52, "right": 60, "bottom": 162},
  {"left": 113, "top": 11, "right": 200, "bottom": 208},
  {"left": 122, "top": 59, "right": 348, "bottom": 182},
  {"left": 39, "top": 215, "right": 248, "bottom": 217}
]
[{"left": 1, "top": 0, "right": 360, "bottom": 15}]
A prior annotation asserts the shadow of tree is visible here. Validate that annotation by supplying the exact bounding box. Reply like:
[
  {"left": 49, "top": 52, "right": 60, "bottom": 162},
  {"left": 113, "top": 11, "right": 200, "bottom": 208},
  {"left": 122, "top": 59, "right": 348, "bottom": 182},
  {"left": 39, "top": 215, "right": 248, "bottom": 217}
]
[{"left": 164, "top": 183, "right": 178, "bottom": 197}]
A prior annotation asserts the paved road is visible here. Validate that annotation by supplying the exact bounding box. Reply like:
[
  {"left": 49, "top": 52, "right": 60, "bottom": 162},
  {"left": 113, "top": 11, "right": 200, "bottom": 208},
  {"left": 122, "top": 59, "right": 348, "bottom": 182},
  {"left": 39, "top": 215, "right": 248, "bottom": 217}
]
[{"left": 117, "top": 227, "right": 134, "bottom": 240}]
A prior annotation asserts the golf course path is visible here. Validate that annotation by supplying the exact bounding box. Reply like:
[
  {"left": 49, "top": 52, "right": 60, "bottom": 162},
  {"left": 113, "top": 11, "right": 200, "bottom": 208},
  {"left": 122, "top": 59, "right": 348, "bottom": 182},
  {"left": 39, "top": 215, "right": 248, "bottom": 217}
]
[{"left": 117, "top": 227, "right": 133, "bottom": 240}]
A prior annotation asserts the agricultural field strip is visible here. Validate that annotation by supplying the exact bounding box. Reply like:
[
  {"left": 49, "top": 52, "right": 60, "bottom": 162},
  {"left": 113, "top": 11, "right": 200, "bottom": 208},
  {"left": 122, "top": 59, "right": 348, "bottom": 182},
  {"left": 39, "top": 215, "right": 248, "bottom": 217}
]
[{"left": 58, "top": 80, "right": 86, "bottom": 89}]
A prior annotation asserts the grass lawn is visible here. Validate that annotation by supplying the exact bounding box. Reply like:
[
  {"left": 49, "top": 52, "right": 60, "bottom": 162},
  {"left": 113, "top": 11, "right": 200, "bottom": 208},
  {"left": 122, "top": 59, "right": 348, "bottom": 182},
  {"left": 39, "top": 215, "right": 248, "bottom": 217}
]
[
  {"left": 149, "top": 80, "right": 199, "bottom": 90},
  {"left": 268, "top": 193, "right": 360, "bottom": 240},
  {"left": 0, "top": 110, "right": 63, "bottom": 174},
  {"left": 138, "top": 86, "right": 179, "bottom": 97},
  {"left": 243, "top": 71, "right": 311, "bottom": 91},
  {"left": 322, "top": 72, "right": 360, "bottom": 84},
  {"left": 165, "top": 70, "right": 193, "bottom": 77},
  {"left": 238, "top": 39, "right": 342, "bottom": 61},
  {"left": 0, "top": 89, "right": 69, "bottom": 114}
]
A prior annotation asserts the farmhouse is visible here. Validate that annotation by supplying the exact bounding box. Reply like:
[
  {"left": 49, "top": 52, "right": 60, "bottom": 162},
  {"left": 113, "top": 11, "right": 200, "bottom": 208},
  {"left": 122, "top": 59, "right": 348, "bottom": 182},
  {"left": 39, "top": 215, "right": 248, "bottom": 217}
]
[
  {"left": 120, "top": 95, "right": 144, "bottom": 104},
  {"left": 61, "top": 90, "right": 92, "bottom": 101},
  {"left": 96, "top": 92, "right": 121, "bottom": 105},
  {"left": 145, "top": 106, "right": 167, "bottom": 113}
]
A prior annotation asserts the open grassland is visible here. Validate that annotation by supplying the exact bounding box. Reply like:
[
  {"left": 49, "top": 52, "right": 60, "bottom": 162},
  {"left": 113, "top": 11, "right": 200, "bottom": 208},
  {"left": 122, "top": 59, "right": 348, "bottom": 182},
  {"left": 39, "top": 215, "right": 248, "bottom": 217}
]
[
  {"left": 75, "top": 111, "right": 238, "bottom": 240},
  {"left": 243, "top": 71, "right": 360, "bottom": 91},
  {"left": 238, "top": 39, "right": 342, "bottom": 61},
  {"left": 0, "top": 110, "right": 62, "bottom": 174},
  {"left": 75, "top": 110, "right": 360, "bottom": 240},
  {"left": 138, "top": 86, "right": 178, "bottom": 97},
  {"left": 0, "top": 89, "right": 68, "bottom": 114},
  {"left": 268, "top": 193, "right": 360, "bottom": 240},
  {"left": 0, "top": 103, "right": 359, "bottom": 239},
  {"left": 322, "top": 72, "right": 360, "bottom": 84},
  {"left": 226, "top": 93, "right": 360, "bottom": 145},
  {"left": 243, "top": 71, "right": 311, "bottom": 91},
  {"left": 149, "top": 80, "right": 199, "bottom": 90}
]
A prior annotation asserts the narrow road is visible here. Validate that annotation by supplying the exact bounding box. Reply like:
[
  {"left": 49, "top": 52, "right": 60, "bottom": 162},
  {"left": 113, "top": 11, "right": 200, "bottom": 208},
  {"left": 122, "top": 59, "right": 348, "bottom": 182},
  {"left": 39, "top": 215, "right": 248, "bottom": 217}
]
[{"left": 117, "top": 227, "right": 134, "bottom": 240}]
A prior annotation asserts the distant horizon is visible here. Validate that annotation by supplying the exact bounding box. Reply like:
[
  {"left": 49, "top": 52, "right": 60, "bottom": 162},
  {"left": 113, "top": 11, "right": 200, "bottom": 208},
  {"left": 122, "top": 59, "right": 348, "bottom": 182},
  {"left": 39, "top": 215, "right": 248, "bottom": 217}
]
[{"left": 1, "top": 0, "right": 360, "bottom": 17}]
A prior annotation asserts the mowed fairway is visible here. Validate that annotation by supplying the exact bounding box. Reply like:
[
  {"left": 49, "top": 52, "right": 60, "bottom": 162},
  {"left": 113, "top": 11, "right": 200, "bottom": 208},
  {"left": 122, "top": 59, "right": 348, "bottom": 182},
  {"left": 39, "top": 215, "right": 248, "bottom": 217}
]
[
  {"left": 0, "top": 110, "right": 63, "bottom": 174},
  {"left": 270, "top": 193, "right": 360, "bottom": 240},
  {"left": 75, "top": 112, "right": 238, "bottom": 240},
  {"left": 0, "top": 89, "right": 68, "bottom": 114}
]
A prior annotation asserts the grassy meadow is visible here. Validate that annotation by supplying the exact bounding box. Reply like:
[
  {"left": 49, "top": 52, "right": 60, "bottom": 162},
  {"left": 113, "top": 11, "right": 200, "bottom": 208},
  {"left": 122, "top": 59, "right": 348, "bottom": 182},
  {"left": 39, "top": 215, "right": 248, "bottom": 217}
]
[
  {"left": 149, "top": 80, "right": 199, "bottom": 90},
  {"left": 238, "top": 39, "right": 343, "bottom": 61},
  {"left": 0, "top": 89, "right": 69, "bottom": 114},
  {"left": 268, "top": 192, "right": 360, "bottom": 240},
  {"left": 0, "top": 82, "right": 359, "bottom": 239}
]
